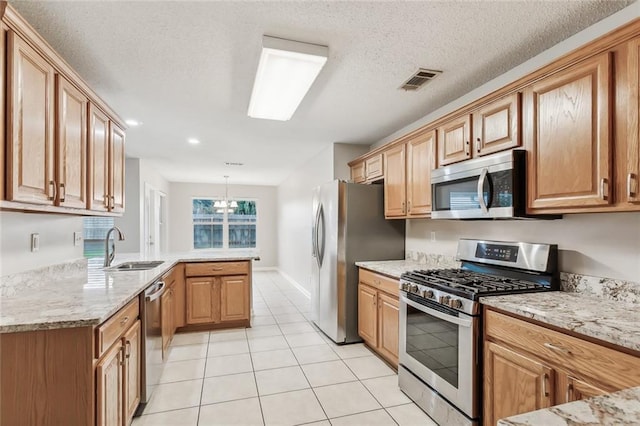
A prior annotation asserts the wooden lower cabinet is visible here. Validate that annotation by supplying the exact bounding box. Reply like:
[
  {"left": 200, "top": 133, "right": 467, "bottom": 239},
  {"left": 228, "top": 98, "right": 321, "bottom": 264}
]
[
  {"left": 161, "top": 286, "right": 174, "bottom": 358},
  {"left": 483, "top": 308, "right": 640, "bottom": 425},
  {"left": 186, "top": 277, "right": 219, "bottom": 324},
  {"left": 357, "top": 268, "right": 399, "bottom": 367},
  {"left": 96, "top": 340, "right": 124, "bottom": 426},
  {"left": 220, "top": 275, "right": 250, "bottom": 322},
  {"left": 123, "top": 320, "right": 141, "bottom": 424}
]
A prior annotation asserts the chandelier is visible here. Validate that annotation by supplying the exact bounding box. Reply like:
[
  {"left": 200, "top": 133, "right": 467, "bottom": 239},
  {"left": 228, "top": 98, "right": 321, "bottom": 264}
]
[{"left": 214, "top": 176, "right": 238, "bottom": 213}]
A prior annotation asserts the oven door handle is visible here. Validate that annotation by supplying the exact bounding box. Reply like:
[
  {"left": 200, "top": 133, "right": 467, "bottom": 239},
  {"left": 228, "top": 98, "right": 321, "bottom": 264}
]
[
  {"left": 477, "top": 167, "right": 489, "bottom": 213},
  {"left": 401, "top": 294, "right": 473, "bottom": 328}
]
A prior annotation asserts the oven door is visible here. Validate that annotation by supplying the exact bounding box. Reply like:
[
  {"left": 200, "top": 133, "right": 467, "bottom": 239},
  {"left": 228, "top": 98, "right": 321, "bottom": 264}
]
[{"left": 399, "top": 293, "right": 479, "bottom": 418}]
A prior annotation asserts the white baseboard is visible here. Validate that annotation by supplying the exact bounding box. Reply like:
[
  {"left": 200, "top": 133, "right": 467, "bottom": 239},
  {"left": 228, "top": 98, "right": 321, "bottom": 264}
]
[{"left": 276, "top": 268, "right": 311, "bottom": 299}]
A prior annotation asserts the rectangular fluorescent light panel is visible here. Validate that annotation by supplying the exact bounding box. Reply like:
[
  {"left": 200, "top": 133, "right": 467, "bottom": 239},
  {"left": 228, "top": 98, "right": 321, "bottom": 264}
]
[{"left": 248, "top": 36, "right": 328, "bottom": 121}]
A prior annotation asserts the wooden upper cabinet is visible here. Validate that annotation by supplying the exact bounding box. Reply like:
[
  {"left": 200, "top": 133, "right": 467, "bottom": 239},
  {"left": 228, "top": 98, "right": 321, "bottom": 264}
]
[
  {"left": 525, "top": 52, "right": 612, "bottom": 211},
  {"left": 483, "top": 341, "right": 554, "bottom": 426},
  {"left": 473, "top": 92, "right": 520, "bottom": 157},
  {"left": 626, "top": 37, "right": 640, "bottom": 204},
  {"left": 56, "top": 75, "right": 87, "bottom": 209},
  {"left": 383, "top": 144, "right": 406, "bottom": 218},
  {"left": 365, "top": 154, "right": 383, "bottom": 181},
  {"left": 351, "top": 161, "right": 366, "bottom": 183},
  {"left": 110, "top": 124, "right": 126, "bottom": 213},
  {"left": 437, "top": 114, "right": 471, "bottom": 167},
  {"left": 6, "top": 32, "right": 55, "bottom": 205},
  {"left": 88, "top": 104, "right": 110, "bottom": 212},
  {"left": 220, "top": 275, "right": 250, "bottom": 322},
  {"left": 407, "top": 130, "right": 435, "bottom": 216}
]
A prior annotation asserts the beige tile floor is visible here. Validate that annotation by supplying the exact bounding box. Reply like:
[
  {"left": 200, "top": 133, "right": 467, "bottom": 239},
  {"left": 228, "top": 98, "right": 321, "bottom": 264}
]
[{"left": 132, "top": 271, "right": 438, "bottom": 426}]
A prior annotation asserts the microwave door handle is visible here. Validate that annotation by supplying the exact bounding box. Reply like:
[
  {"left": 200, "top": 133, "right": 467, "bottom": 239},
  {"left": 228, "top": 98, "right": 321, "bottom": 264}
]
[
  {"left": 477, "top": 168, "right": 489, "bottom": 213},
  {"left": 401, "top": 294, "right": 473, "bottom": 328}
]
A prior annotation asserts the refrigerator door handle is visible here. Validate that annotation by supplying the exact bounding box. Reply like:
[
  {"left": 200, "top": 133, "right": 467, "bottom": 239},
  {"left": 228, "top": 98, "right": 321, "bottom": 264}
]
[
  {"left": 312, "top": 207, "right": 318, "bottom": 258},
  {"left": 317, "top": 204, "right": 325, "bottom": 268}
]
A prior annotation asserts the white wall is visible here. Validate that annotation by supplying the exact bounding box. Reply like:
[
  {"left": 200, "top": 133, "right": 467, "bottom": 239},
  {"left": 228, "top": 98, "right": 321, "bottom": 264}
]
[
  {"left": 407, "top": 212, "right": 640, "bottom": 282},
  {"left": 169, "top": 182, "right": 278, "bottom": 267},
  {"left": 0, "top": 211, "right": 83, "bottom": 275},
  {"left": 276, "top": 143, "right": 368, "bottom": 291}
]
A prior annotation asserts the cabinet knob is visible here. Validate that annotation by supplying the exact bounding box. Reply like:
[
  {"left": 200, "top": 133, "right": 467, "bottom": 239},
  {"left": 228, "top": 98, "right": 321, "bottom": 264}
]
[{"left": 600, "top": 178, "right": 608, "bottom": 201}]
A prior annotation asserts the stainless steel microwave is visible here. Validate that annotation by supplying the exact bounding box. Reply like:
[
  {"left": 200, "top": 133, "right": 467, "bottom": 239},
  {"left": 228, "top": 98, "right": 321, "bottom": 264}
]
[{"left": 431, "top": 150, "right": 531, "bottom": 219}]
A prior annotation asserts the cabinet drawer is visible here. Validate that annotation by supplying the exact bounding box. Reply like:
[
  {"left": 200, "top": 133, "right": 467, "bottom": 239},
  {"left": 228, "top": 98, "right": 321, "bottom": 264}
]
[
  {"left": 185, "top": 261, "right": 249, "bottom": 277},
  {"left": 485, "top": 309, "right": 640, "bottom": 391},
  {"left": 359, "top": 268, "right": 398, "bottom": 297},
  {"left": 96, "top": 298, "right": 139, "bottom": 358}
]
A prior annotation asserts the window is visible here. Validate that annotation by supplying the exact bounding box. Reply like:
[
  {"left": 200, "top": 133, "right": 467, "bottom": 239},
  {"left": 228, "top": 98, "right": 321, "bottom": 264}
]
[
  {"left": 83, "top": 217, "right": 115, "bottom": 258},
  {"left": 193, "top": 198, "right": 257, "bottom": 249}
]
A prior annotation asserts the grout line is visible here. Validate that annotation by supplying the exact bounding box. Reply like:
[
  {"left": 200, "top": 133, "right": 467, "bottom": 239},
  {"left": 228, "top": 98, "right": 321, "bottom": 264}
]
[{"left": 195, "top": 328, "right": 212, "bottom": 425}]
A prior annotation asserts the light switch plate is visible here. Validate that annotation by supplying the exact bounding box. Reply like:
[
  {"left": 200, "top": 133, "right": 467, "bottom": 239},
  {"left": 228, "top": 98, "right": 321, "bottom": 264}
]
[
  {"left": 74, "top": 232, "right": 83, "bottom": 246},
  {"left": 31, "top": 233, "right": 40, "bottom": 252}
]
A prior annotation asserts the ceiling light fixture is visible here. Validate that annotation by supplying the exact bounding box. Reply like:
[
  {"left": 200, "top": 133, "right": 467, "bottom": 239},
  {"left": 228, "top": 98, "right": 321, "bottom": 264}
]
[
  {"left": 125, "top": 119, "right": 142, "bottom": 127},
  {"left": 188, "top": 138, "right": 200, "bottom": 145},
  {"left": 248, "top": 36, "right": 328, "bottom": 121},
  {"left": 214, "top": 176, "right": 238, "bottom": 213}
]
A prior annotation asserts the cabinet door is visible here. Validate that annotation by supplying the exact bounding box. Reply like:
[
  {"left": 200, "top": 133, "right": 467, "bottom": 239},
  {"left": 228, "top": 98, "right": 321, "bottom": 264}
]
[
  {"left": 56, "top": 75, "right": 88, "bottom": 208},
  {"left": 484, "top": 341, "right": 554, "bottom": 426},
  {"left": 6, "top": 32, "right": 55, "bottom": 204},
  {"left": 96, "top": 341, "right": 124, "bottom": 426},
  {"left": 123, "top": 320, "right": 141, "bottom": 424},
  {"left": 565, "top": 375, "right": 609, "bottom": 403},
  {"left": 110, "top": 124, "right": 126, "bottom": 213},
  {"left": 220, "top": 275, "right": 250, "bottom": 322},
  {"left": 186, "top": 277, "right": 218, "bottom": 324},
  {"left": 88, "top": 104, "right": 110, "bottom": 211},
  {"left": 173, "top": 265, "right": 186, "bottom": 328},
  {"left": 383, "top": 144, "right": 406, "bottom": 218},
  {"left": 626, "top": 37, "right": 640, "bottom": 203},
  {"left": 161, "top": 289, "right": 173, "bottom": 358},
  {"left": 473, "top": 92, "right": 520, "bottom": 157},
  {"left": 377, "top": 292, "right": 399, "bottom": 366},
  {"left": 358, "top": 284, "right": 378, "bottom": 346},
  {"left": 351, "top": 162, "right": 366, "bottom": 183},
  {"left": 437, "top": 114, "right": 471, "bottom": 166},
  {"left": 407, "top": 131, "right": 435, "bottom": 216},
  {"left": 365, "top": 154, "right": 383, "bottom": 181},
  {"left": 525, "top": 53, "right": 612, "bottom": 210}
]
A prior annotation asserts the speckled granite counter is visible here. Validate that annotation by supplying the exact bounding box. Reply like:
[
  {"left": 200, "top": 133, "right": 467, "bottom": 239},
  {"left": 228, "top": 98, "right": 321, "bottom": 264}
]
[
  {"left": 0, "top": 250, "right": 259, "bottom": 333},
  {"left": 498, "top": 386, "right": 640, "bottom": 425},
  {"left": 356, "top": 255, "right": 460, "bottom": 279},
  {"left": 480, "top": 292, "right": 640, "bottom": 352}
]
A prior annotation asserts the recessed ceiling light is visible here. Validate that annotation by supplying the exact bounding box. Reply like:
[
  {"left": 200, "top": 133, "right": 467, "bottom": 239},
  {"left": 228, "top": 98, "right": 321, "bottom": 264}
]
[
  {"left": 248, "top": 36, "right": 328, "bottom": 121},
  {"left": 188, "top": 138, "right": 200, "bottom": 145},
  {"left": 125, "top": 119, "right": 142, "bottom": 126}
]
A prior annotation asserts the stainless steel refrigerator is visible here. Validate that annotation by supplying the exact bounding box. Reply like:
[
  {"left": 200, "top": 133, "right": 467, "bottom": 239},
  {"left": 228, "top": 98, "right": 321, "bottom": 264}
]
[{"left": 311, "top": 180, "right": 405, "bottom": 344}]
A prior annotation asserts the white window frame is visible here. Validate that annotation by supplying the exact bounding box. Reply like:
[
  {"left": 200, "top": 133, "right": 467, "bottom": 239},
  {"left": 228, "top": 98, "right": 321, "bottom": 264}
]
[{"left": 192, "top": 197, "right": 257, "bottom": 250}]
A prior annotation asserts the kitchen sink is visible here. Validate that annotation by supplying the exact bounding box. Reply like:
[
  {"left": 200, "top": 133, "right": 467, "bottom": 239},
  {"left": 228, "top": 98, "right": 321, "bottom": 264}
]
[{"left": 107, "top": 261, "right": 164, "bottom": 271}]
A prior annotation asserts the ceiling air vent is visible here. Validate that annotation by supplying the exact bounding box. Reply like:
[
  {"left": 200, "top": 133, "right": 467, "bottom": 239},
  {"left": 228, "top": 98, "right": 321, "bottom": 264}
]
[
  {"left": 225, "top": 162, "right": 244, "bottom": 166},
  {"left": 399, "top": 68, "right": 442, "bottom": 91}
]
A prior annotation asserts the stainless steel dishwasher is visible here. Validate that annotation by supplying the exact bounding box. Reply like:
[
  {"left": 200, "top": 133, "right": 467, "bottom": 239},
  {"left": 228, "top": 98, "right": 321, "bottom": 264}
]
[{"left": 137, "top": 279, "right": 166, "bottom": 413}]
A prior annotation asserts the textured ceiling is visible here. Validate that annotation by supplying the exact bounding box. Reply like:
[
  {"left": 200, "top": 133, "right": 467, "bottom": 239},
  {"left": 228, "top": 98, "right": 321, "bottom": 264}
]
[{"left": 11, "top": 0, "right": 634, "bottom": 185}]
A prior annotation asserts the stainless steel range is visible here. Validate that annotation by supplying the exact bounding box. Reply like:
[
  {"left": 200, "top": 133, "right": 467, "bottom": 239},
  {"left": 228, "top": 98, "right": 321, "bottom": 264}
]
[{"left": 398, "top": 239, "right": 558, "bottom": 426}]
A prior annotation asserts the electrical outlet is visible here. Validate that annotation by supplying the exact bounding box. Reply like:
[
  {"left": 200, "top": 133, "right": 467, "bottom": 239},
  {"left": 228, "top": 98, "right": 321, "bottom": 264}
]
[
  {"left": 430, "top": 231, "right": 436, "bottom": 242},
  {"left": 74, "top": 232, "right": 83, "bottom": 246},
  {"left": 31, "top": 233, "right": 40, "bottom": 252}
]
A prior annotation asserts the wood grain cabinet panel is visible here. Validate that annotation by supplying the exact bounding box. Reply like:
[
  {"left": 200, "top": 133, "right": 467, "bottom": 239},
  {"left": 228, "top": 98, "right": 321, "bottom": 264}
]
[
  {"left": 564, "top": 374, "right": 609, "bottom": 402},
  {"left": 161, "top": 287, "right": 174, "bottom": 358},
  {"left": 173, "top": 264, "right": 186, "bottom": 328},
  {"left": 220, "top": 275, "right": 250, "bottom": 321},
  {"left": 186, "top": 277, "right": 218, "bottom": 324},
  {"left": 96, "top": 340, "right": 124, "bottom": 426},
  {"left": 626, "top": 36, "right": 640, "bottom": 204},
  {"left": 406, "top": 130, "right": 435, "bottom": 216},
  {"left": 110, "top": 124, "right": 126, "bottom": 213},
  {"left": 383, "top": 144, "right": 406, "bottom": 218},
  {"left": 56, "top": 75, "right": 87, "bottom": 209},
  {"left": 123, "top": 320, "right": 141, "bottom": 425},
  {"left": 88, "top": 104, "right": 110, "bottom": 212},
  {"left": 484, "top": 341, "right": 554, "bottom": 426},
  {"left": 437, "top": 114, "right": 471, "bottom": 167},
  {"left": 473, "top": 93, "right": 520, "bottom": 157},
  {"left": 357, "top": 284, "right": 378, "bottom": 346},
  {"left": 525, "top": 52, "right": 612, "bottom": 211},
  {"left": 351, "top": 161, "right": 366, "bottom": 183},
  {"left": 6, "top": 31, "right": 55, "bottom": 204},
  {"left": 377, "top": 292, "right": 399, "bottom": 366},
  {"left": 365, "top": 154, "right": 383, "bottom": 181}
]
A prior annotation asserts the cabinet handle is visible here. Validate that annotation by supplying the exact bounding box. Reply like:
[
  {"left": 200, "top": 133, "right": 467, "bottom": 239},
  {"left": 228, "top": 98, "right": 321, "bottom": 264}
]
[
  {"left": 544, "top": 342, "right": 572, "bottom": 355},
  {"left": 120, "top": 316, "right": 130, "bottom": 326},
  {"left": 566, "top": 383, "right": 574, "bottom": 402},
  {"left": 48, "top": 180, "right": 57, "bottom": 201},
  {"left": 628, "top": 173, "right": 636, "bottom": 198},
  {"left": 407, "top": 200, "right": 411, "bottom": 212},
  {"left": 542, "top": 373, "right": 549, "bottom": 397},
  {"left": 125, "top": 340, "right": 131, "bottom": 359},
  {"left": 402, "top": 201, "right": 405, "bottom": 214},
  {"left": 103, "top": 195, "right": 109, "bottom": 208},
  {"left": 110, "top": 196, "right": 115, "bottom": 209},
  {"left": 476, "top": 138, "right": 481, "bottom": 153},
  {"left": 119, "top": 345, "right": 126, "bottom": 366},
  {"left": 59, "top": 183, "right": 66, "bottom": 202},
  {"left": 600, "top": 178, "right": 608, "bottom": 201}
]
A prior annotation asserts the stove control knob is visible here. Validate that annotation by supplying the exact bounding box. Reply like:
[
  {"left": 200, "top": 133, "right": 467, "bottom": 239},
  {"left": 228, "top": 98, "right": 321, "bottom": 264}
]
[
  {"left": 449, "top": 299, "right": 463, "bottom": 309},
  {"left": 401, "top": 283, "right": 410, "bottom": 291},
  {"left": 424, "top": 290, "right": 434, "bottom": 299},
  {"left": 439, "top": 295, "right": 451, "bottom": 305},
  {"left": 410, "top": 285, "right": 419, "bottom": 293}
]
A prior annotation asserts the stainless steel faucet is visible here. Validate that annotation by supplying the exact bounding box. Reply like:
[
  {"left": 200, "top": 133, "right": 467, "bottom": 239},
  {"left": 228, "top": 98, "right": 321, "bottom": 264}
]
[{"left": 104, "top": 226, "right": 125, "bottom": 267}]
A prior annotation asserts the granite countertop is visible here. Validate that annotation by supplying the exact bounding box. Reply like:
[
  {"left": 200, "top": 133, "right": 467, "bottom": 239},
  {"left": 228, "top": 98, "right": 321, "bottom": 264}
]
[
  {"left": 355, "top": 260, "right": 427, "bottom": 279},
  {"left": 0, "top": 250, "right": 259, "bottom": 333},
  {"left": 498, "top": 386, "right": 640, "bottom": 425},
  {"left": 479, "top": 291, "right": 640, "bottom": 352}
]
